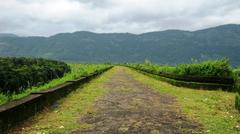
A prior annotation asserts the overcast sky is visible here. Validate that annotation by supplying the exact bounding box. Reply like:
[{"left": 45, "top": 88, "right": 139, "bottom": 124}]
[{"left": 0, "top": 0, "right": 240, "bottom": 36}]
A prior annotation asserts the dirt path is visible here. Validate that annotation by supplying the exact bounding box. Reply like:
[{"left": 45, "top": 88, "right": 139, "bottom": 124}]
[{"left": 69, "top": 67, "right": 201, "bottom": 134}]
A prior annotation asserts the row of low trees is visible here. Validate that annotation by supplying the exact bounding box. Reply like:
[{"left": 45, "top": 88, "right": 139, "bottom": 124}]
[{"left": 0, "top": 57, "right": 70, "bottom": 93}]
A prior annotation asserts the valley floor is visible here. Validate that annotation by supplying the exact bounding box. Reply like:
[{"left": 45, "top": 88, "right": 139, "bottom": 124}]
[{"left": 8, "top": 67, "right": 240, "bottom": 134}]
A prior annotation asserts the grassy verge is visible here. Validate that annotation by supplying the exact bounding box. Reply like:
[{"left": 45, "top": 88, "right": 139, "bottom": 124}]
[
  {"left": 137, "top": 70, "right": 233, "bottom": 91},
  {"left": 16, "top": 66, "right": 114, "bottom": 134},
  {"left": 126, "top": 67, "right": 240, "bottom": 134},
  {"left": 0, "top": 64, "right": 111, "bottom": 105}
]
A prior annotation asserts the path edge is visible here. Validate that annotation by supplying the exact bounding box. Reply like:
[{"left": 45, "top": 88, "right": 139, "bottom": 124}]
[{"left": 0, "top": 66, "right": 113, "bottom": 134}]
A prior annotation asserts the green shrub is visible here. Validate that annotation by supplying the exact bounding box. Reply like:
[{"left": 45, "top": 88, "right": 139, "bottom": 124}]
[
  {"left": 233, "top": 68, "right": 240, "bottom": 96},
  {"left": 127, "top": 58, "right": 233, "bottom": 78},
  {"left": 233, "top": 68, "right": 240, "bottom": 79},
  {"left": 0, "top": 57, "right": 70, "bottom": 93},
  {"left": 175, "top": 59, "right": 232, "bottom": 77},
  {"left": 235, "top": 93, "right": 240, "bottom": 111}
]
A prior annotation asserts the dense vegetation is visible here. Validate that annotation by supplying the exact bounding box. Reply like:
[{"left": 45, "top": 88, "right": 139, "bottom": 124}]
[
  {"left": 0, "top": 57, "right": 70, "bottom": 93},
  {"left": 234, "top": 67, "right": 240, "bottom": 111},
  {"left": 1, "top": 24, "right": 240, "bottom": 66},
  {"left": 126, "top": 59, "right": 240, "bottom": 111},
  {"left": 236, "top": 94, "right": 240, "bottom": 111},
  {"left": 0, "top": 63, "right": 112, "bottom": 105},
  {"left": 233, "top": 68, "right": 240, "bottom": 79},
  {"left": 127, "top": 59, "right": 233, "bottom": 80}
]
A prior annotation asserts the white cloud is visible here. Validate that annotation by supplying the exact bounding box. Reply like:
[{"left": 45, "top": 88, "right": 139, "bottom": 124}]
[{"left": 0, "top": 0, "right": 240, "bottom": 36}]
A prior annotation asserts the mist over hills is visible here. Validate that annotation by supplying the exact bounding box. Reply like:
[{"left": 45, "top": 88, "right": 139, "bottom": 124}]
[
  {"left": 0, "top": 24, "right": 240, "bottom": 66},
  {"left": 0, "top": 33, "right": 18, "bottom": 37}
]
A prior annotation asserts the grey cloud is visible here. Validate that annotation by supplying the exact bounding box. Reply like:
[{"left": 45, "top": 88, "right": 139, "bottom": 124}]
[{"left": 0, "top": 0, "right": 240, "bottom": 36}]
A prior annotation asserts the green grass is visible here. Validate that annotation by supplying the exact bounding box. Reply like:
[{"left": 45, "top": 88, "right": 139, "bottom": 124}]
[
  {"left": 126, "top": 67, "right": 240, "bottom": 134},
  {"left": 233, "top": 68, "right": 240, "bottom": 79},
  {"left": 127, "top": 58, "right": 233, "bottom": 78},
  {"left": 236, "top": 94, "right": 240, "bottom": 111},
  {"left": 24, "top": 66, "right": 114, "bottom": 134},
  {"left": 0, "top": 64, "right": 111, "bottom": 105},
  {"left": 137, "top": 70, "right": 233, "bottom": 91}
]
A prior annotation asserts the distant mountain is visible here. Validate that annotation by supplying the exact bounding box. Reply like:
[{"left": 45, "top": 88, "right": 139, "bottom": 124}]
[
  {"left": 0, "top": 24, "right": 240, "bottom": 66},
  {"left": 0, "top": 33, "right": 18, "bottom": 37}
]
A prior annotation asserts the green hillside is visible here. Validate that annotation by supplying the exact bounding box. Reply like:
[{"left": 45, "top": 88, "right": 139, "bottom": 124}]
[{"left": 0, "top": 24, "right": 240, "bottom": 65}]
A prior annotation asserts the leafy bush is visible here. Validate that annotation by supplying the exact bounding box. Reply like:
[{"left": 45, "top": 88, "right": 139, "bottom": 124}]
[
  {"left": 0, "top": 57, "right": 70, "bottom": 93},
  {"left": 233, "top": 68, "right": 240, "bottom": 111},
  {"left": 235, "top": 93, "right": 240, "bottom": 111},
  {"left": 233, "top": 68, "right": 240, "bottom": 79},
  {"left": 127, "top": 59, "right": 233, "bottom": 78},
  {"left": 175, "top": 59, "right": 233, "bottom": 78}
]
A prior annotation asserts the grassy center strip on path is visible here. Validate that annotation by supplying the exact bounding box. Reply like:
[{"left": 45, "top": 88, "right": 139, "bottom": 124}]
[
  {"left": 126, "top": 67, "right": 240, "bottom": 134},
  {"left": 8, "top": 66, "right": 115, "bottom": 134}
]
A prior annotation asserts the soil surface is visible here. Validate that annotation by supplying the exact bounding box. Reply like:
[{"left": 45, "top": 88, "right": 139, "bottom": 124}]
[{"left": 69, "top": 68, "right": 202, "bottom": 134}]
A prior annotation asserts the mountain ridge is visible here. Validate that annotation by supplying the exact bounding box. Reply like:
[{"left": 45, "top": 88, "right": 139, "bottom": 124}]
[{"left": 0, "top": 24, "right": 240, "bottom": 66}]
